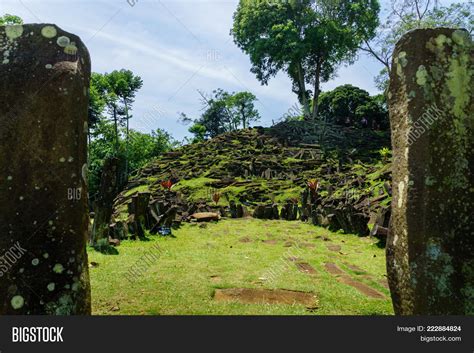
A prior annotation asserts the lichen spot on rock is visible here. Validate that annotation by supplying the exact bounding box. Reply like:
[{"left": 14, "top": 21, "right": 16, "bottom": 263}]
[
  {"left": 56, "top": 36, "right": 70, "bottom": 48},
  {"left": 47, "top": 283, "right": 55, "bottom": 292},
  {"left": 416, "top": 65, "right": 428, "bottom": 86},
  {"left": 81, "top": 163, "right": 88, "bottom": 183},
  {"left": 452, "top": 30, "right": 468, "bottom": 46},
  {"left": 5, "top": 25, "right": 24, "bottom": 40},
  {"left": 11, "top": 295, "right": 24, "bottom": 310},
  {"left": 45, "top": 64, "right": 53, "bottom": 69},
  {"left": 64, "top": 42, "right": 78, "bottom": 55},
  {"left": 398, "top": 51, "right": 408, "bottom": 67},
  {"left": 397, "top": 181, "right": 405, "bottom": 208},
  {"left": 434, "top": 34, "right": 448, "bottom": 49},
  {"left": 53, "top": 263, "right": 64, "bottom": 274},
  {"left": 41, "top": 26, "right": 57, "bottom": 39}
]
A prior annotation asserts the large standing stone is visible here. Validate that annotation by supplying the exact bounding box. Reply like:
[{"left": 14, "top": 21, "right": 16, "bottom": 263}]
[
  {"left": 0, "top": 24, "right": 91, "bottom": 314},
  {"left": 387, "top": 28, "right": 473, "bottom": 315},
  {"left": 91, "top": 157, "right": 124, "bottom": 245}
]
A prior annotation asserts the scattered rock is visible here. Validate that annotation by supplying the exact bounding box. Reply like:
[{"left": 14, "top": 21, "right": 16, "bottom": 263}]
[
  {"left": 108, "top": 238, "right": 121, "bottom": 247},
  {"left": 191, "top": 212, "right": 220, "bottom": 222}
]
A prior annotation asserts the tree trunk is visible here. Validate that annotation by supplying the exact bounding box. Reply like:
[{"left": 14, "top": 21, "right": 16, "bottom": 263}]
[
  {"left": 311, "top": 60, "right": 322, "bottom": 120},
  {"left": 296, "top": 62, "right": 310, "bottom": 119},
  {"left": 123, "top": 99, "right": 130, "bottom": 178},
  {"left": 113, "top": 106, "right": 119, "bottom": 154}
]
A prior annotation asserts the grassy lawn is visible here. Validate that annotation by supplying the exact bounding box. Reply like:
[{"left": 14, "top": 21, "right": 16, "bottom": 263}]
[{"left": 88, "top": 219, "right": 394, "bottom": 315}]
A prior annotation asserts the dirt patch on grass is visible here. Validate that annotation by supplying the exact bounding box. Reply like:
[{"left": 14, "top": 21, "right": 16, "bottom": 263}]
[
  {"left": 378, "top": 279, "right": 390, "bottom": 289},
  {"left": 262, "top": 239, "right": 278, "bottom": 245},
  {"left": 324, "top": 263, "right": 385, "bottom": 299},
  {"left": 315, "top": 236, "right": 332, "bottom": 241},
  {"left": 286, "top": 256, "right": 300, "bottom": 262},
  {"left": 296, "top": 262, "right": 317, "bottom": 275},
  {"left": 214, "top": 288, "right": 318, "bottom": 308},
  {"left": 342, "top": 262, "right": 366, "bottom": 273},
  {"left": 325, "top": 262, "right": 345, "bottom": 275},
  {"left": 327, "top": 244, "right": 342, "bottom": 252},
  {"left": 210, "top": 275, "right": 221, "bottom": 283},
  {"left": 299, "top": 242, "right": 315, "bottom": 248},
  {"left": 239, "top": 237, "right": 252, "bottom": 243}
]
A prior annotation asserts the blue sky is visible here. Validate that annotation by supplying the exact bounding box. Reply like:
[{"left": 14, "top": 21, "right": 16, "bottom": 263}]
[{"left": 0, "top": 0, "right": 455, "bottom": 140}]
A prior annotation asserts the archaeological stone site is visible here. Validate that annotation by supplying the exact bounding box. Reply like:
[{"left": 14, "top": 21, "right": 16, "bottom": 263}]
[{"left": 0, "top": 0, "right": 472, "bottom": 323}]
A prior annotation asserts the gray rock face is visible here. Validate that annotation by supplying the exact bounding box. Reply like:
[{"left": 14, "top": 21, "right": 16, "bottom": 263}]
[
  {"left": 387, "top": 28, "right": 473, "bottom": 315},
  {"left": 0, "top": 24, "right": 91, "bottom": 314}
]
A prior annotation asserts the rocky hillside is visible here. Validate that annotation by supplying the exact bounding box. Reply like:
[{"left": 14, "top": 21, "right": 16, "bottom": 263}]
[{"left": 109, "top": 121, "right": 392, "bottom": 239}]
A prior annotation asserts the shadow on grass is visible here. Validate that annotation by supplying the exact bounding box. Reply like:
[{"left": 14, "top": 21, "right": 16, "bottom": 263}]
[
  {"left": 375, "top": 237, "right": 386, "bottom": 249},
  {"left": 93, "top": 244, "right": 119, "bottom": 255}
]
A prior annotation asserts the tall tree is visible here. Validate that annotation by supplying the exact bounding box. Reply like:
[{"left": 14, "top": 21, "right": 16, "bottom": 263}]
[
  {"left": 89, "top": 70, "right": 143, "bottom": 158},
  {"left": 231, "top": 0, "right": 380, "bottom": 120},
  {"left": 361, "top": 0, "right": 473, "bottom": 91},
  {"left": 88, "top": 73, "right": 107, "bottom": 142},
  {"left": 104, "top": 70, "right": 143, "bottom": 175},
  {"left": 180, "top": 89, "right": 261, "bottom": 141},
  {"left": 226, "top": 91, "right": 260, "bottom": 129}
]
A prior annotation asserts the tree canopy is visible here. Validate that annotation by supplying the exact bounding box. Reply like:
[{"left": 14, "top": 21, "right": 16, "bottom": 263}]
[
  {"left": 87, "top": 69, "right": 175, "bottom": 200},
  {"left": 89, "top": 70, "right": 143, "bottom": 154},
  {"left": 361, "top": 0, "right": 473, "bottom": 91},
  {"left": 88, "top": 121, "right": 176, "bottom": 200},
  {"left": 181, "top": 89, "right": 260, "bottom": 142},
  {"left": 231, "top": 0, "right": 380, "bottom": 120},
  {"left": 0, "top": 14, "right": 23, "bottom": 25},
  {"left": 318, "top": 84, "right": 389, "bottom": 129}
]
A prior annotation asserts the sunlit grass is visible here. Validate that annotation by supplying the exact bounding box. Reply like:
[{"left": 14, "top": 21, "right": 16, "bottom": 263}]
[{"left": 89, "top": 219, "right": 394, "bottom": 315}]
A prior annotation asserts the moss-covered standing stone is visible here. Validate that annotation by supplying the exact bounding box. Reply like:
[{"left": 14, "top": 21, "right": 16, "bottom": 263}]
[
  {"left": 387, "top": 28, "right": 473, "bottom": 315},
  {"left": 0, "top": 24, "right": 91, "bottom": 314}
]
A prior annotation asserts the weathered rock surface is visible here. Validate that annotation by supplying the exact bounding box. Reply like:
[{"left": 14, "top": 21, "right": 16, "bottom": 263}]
[
  {"left": 387, "top": 28, "right": 473, "bottom": 315},
  {"left": 0, "top": 24, "right": 91, "bottom": 314},
  {"left": 91, "top": 156, "right": 125, "bottom": 245}
]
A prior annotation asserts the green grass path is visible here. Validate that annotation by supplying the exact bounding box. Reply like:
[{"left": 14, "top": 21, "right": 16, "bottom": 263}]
[{"left": 89, "top": 219, "right": 394, "bottom": 315}]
